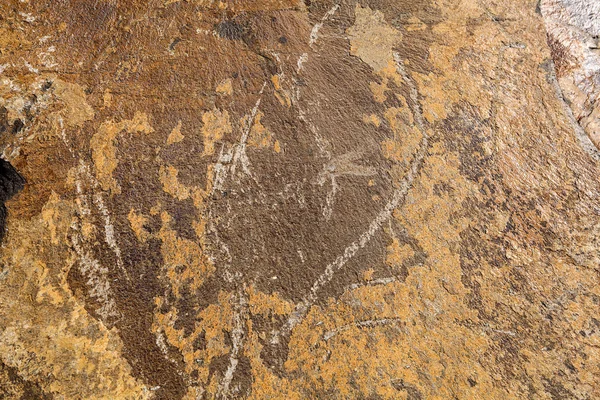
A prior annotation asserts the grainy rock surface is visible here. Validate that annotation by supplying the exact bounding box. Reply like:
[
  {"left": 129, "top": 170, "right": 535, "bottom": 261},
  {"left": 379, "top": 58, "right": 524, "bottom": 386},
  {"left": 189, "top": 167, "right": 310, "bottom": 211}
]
[
  {"left": 0, "top": 0, "right": 599, "bottom": 399},
  {"left": 541, "top": 0, "right": 600, "bottom": 152}
]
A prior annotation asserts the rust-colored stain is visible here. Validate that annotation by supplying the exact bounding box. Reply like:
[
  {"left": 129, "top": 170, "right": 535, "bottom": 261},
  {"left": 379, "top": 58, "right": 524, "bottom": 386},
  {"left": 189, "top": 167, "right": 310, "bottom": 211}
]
[{"left": 1, "top": 0, "right": 599, "bottom": 399}]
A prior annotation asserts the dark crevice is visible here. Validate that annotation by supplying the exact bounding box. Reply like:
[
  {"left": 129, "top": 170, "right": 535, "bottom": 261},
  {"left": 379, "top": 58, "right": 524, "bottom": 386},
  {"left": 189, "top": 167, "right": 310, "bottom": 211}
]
[{"left": 0, "top": 157, "right": 25, "bottom": 242}]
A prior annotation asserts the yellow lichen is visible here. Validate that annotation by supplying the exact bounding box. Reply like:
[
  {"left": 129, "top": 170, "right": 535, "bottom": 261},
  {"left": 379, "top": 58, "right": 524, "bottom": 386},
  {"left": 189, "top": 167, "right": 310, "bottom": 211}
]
[
  {"left": 52, "top": 79, "right": 95, "bottom": 127},
  {"left": 216, "top": 78, "right": 233, "bottom": 95},
  {"left": 159, "top": 165, "right": 190, "bottom": 200},
  {"left": 363, "top": 113, "right": 382, "bottom": 127},
  {"left": 0, "top": 195, "right": 149, "bottom": 399},
  {"left": 90, "top": 112, "right": 154, "bottom": 194},
  {"left": 347, "top": 5, "right": 404, "bottom": 102},
  {"left": 167, "top": 120, "right": 184, "bottom": 145},
  {"left": 201, "top": 108, "right": 231, "bottom": 156},
  {"left": 247, "top": 111, "right": 276, "bottom": 150},
  {"left": 127, "top": 208, "right": 150, "bottom": 242}
]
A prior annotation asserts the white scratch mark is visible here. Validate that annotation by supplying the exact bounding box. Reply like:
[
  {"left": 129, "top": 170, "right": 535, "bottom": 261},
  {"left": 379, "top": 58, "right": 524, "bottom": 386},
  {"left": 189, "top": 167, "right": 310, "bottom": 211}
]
[
  {"left": 271, "top": 52, "right": 284, "bottom": 78},
  {"left": 217, "top": 288, "right": 249, "bottom": 399},
  {"left": 93, "top": 191, "right": 130, "bottom": 280},
  {"left": 211, "top": 147, "right": 232, "bottom": 194},
  {"left": 297, "top": 53, "right": 308, "bottom": 72},
  {"left": 19, "top": 12, "right": 35, "bottom": 23},
  {"left": 274, "top": 52, "right": 429, "bottom": 342},
  {"left": 231, "top": 82, "right": 267, "bottom": 177},
  {"left": 23, "top": 61, "right": 38, "bottom": 74},
  {"left": 156, "top": 330, "right": 178, "bottom": 363},
  {"left": 393, "top": 52, "right": 426, "bottom": 129},
  {"left": 345, "top": 276, "right": 398, "bottom": 292},
  {"left": 297, "top": 249, "right": 305, "bottom": 263},
  {"left": 38, "top": 51, "right": 57, "bottom": 68},
  {"left": 309, "top": 4, "right": 340, "bottom": 47},
  {"left": 70, "top": 221, "right": 121, "bottom": 320},
  {"left": 292, "top": 92, "right": 331, "bottom": 159},
  {"left": 212, "top": 82, "right": 267, "bottom": 193},
  {"left": 60, "top": 126, "right": 131, "bottom": 282},
  {"left": 196, "top": 28, "right": 218, "bottom": 37},
  {"left": 316, "top": 152, "right": 377, "bottom": 220},
  {"left": 322, "top": 176, "right": 338, "bottom": 220}
]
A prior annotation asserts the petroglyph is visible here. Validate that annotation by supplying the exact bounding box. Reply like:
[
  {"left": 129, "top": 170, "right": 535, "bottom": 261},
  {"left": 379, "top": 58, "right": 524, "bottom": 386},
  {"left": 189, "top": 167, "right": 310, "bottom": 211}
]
[{"left": 1, "top": 0, "right": 600, "bottom": 398}]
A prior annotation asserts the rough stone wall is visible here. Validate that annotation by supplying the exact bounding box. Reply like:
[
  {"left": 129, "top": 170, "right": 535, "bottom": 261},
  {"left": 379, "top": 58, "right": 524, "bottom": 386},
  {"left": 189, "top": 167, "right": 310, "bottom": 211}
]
[
  {"left": 0, "top": 0, "right": 599, "bottom": 399},
  {"left": 541, "top": 0, "right": 600, "bottom": 150}
]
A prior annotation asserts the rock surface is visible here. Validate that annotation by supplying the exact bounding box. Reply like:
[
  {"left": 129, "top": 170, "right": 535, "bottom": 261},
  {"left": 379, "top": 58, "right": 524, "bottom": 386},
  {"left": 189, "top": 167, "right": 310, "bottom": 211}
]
[
  {"left": 541, "top": 0, "right": 600, "bottom": 152},
  {"left": 0, "top": 0, "right": 599, "bottom": 399}
]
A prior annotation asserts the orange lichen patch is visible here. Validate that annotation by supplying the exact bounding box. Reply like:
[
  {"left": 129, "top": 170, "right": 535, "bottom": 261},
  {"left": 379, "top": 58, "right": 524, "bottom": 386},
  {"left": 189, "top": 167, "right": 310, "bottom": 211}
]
[
  {"left": 157, "top": 211, "right": 213, "bottom": 296},
  {"left": 150, "top": 209, "right": 219, "bottom": 384},
  {"left": 0, "top": 195, "right": 148, "bottom": 399},
  {"left": 40, "top": 192, "right": 65, "bottom": 246},
  {"left": 201, "top": 108, "right": 231, "bottom": 156},
  {"left": 391, "top": 144, "right": 492, "bottom": 398},
  {"left": 271, "top": 74, "right": 282, "bottom": 90},
  {"left": 216, "top": 78, "right": 233, "bottom": 96},
  {"left": 399, "top": 146, "right": 474, "bottom": 252},
  {"left": 385, "top": 237, "right": 413, "bottom": 271},
  {"left": 362, "top": 113, "right": 381, "bottom": 127},
  {"left": 0, "top": 26, "right": 29, "bottom": 54},
  {"left": 167, "top": 120, "right": 184, "bottom": 145},
  {"left": 244, "top": 286, "right": 303, "bottom": 399},
  {"left": 245, "top": 331, "right": 303, "bottom": 400},
  {"left": 196, "top": 291, "right": 235, "bottom": 379},
  {"left": 102, "top": 89, "right": 112, "bottom": 108},
  {"left": 247, "top": 284, "right": 293, "bottom": 316},
  {"left": 275, "top": 143, "right": 500, "bottom": 399},
  {"left": 247, "top": 111, "right": 277, "bottom": 150},
  {"left": 152, "top": 290, "right": 233, "bottom": 388},
  {"left": 90, "top": 112, "right": 154, "bottom": 194},
  {"left": 80, "top": 221, "right": 96, "bottom": 239},
  {"left": 381, "top": 106, "right": 423, "bottom": 166},
  {"left": 150, "top": 175, "right": 221, "bottom": 388},
  {"left": 413, "top": 71, "right": 450, "bottom": 123},
  {"left": 361, "top": 268, "right": 374, "bottom": 282},
  {"left": 412, "top": 7, "right": 502, "bottom": 124},
  {"left": 52, "top": 79, "right": 95, "bottom": 127},
  {"left": 369, "top": 80, "right": 389, "bottom": 103},
  {"left": 127, "top": 208, "right": 150, "bottom": 242},
  {"left": 271, "top": 74, "right": 291, "bottom": 107},
  {"left": 281, "top": 302, "right": 405, "bottom": 398},
  {"left": 159, "top": 165, "right": 191, "bottom": 201}
]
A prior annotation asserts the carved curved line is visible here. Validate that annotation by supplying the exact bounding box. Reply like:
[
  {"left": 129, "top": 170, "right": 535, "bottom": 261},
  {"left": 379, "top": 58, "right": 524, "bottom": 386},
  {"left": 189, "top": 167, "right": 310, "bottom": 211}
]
[{"left": 274, "top": 52, "right": 429, "bottom": 343}]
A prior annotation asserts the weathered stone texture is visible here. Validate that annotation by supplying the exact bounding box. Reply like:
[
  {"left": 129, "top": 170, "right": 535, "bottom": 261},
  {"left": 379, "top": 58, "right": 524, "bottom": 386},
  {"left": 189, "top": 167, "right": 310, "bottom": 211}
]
[{"left": 0, "top": 0, "right": 599, "bottom": 399}]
